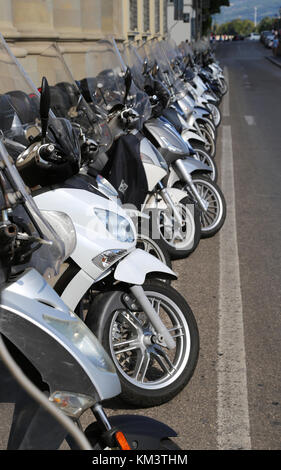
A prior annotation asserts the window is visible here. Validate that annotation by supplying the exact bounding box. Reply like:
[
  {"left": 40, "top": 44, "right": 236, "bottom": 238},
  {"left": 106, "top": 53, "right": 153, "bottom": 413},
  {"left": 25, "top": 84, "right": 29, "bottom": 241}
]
[
  {"left": 163, "top": 0, "right": 168, "bottom": 34},
  {"left": 155, "top": 0, "right": 160, "bottom": 33},
  {"left": 143, "top": 0, "right": 150, "bottom": 32},
  {"left": 129, "top": 0, "right": 138, "bottom": 31}
]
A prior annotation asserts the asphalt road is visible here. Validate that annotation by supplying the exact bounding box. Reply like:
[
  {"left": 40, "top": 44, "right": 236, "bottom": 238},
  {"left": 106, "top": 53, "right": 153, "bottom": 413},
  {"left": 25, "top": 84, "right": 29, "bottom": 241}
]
[{"left": 0, "top": 40, "right": 280, "bottom": 451}]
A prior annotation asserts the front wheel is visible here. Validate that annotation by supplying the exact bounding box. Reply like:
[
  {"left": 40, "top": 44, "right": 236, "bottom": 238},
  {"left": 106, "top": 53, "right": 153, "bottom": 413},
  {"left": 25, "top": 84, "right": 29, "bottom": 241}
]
[
  {"left": 196, "top": 123, "right": 216, "bottom": 157},
  {"left": 188, "top": 141, "right": 218, "bottom": 182},
  {"left": 157, "top": 196, "right": 201, "bottom": 260},
  {"left": 207, "top": 102, "right": 221, "bottom": 127},
  {"left": 191, "top": 176, "right": 226, "bottom": 238},
  {"left": 86, "top": 280, "right": 199, "bottom": 407}
]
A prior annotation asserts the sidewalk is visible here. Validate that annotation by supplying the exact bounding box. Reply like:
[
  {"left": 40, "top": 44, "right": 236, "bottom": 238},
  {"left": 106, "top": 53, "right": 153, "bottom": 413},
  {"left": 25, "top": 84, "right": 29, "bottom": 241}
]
[{"left": 266, "top": 54, "right": 281, "bottom": 69}]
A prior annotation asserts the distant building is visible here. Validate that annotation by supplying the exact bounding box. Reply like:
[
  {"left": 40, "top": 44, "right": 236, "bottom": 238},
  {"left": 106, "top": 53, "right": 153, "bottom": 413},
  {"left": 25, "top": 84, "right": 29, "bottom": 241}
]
[{"left": 167, "top": 0, "right": 201, "bottom": 45}]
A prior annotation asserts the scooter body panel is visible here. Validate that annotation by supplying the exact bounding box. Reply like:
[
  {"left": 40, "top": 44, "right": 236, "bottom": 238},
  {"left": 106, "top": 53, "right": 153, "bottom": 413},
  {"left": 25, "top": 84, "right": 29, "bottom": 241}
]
[
  {"left": 34, "top": 188, "right": 137, "bottom": 280},
  {"left": 181, "top": 129, "right": 205, "bottom": 145},
  {"left": 144, "top": 118, "right": 190, "bottom": 155},
  {"left": 0, "top": 269, "right": 121, "bottom": 401}
]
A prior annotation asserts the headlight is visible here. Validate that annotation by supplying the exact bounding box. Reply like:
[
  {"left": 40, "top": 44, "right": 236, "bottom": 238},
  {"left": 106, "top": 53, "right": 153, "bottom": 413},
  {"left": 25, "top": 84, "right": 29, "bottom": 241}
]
[
  {"left": 176, "top": 90, "right": 186, "bottom": 100},
  {"left": 41, "top": 210, "right": 76, "bottom": 261},
  {"left": 43, "top": 312, "right": 115, "bottom": 374},
  {"left": 94, "top": 209, "right": 135, "bottom": 243}
]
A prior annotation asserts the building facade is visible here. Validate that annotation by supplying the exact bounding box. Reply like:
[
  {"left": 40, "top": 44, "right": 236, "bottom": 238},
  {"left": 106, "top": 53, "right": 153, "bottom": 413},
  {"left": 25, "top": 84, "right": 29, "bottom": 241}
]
[
  {"left": 167, "top": 1, "right": 203, "bottom": 45},
  {"left": 0, "top": 0, "right": 169, "bottom": 43},
  {"left": 0, "top": 0, "right": 169, "bottom": 80}
]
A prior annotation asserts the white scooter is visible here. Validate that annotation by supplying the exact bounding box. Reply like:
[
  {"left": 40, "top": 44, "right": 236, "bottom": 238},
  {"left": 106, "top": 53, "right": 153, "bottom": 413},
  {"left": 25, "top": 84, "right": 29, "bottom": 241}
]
[{"left": 13, "top": 39, "right": 199, "bottom": 261}]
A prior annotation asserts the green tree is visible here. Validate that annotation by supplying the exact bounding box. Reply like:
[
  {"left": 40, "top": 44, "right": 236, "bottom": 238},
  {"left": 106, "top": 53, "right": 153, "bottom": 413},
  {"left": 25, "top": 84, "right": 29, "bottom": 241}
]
[
  {"left": 257, "top": 17, "right": 274, "bottom": 33},
  {"left": 216, "top": 18, "right": 255, "bottom": 36}
]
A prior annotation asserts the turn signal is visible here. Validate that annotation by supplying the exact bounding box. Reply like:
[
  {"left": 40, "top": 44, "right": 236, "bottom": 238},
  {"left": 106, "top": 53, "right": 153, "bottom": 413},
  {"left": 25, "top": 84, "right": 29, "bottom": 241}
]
[{"left": 115, "top": 431, "right": 131, "bottom": 450}]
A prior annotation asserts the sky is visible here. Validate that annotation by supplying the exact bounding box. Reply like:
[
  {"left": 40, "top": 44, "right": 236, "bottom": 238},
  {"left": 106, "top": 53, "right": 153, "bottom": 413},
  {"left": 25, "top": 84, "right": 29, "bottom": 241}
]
[{"left": 212, "top": 0, "right": 281, "bottom": 25}]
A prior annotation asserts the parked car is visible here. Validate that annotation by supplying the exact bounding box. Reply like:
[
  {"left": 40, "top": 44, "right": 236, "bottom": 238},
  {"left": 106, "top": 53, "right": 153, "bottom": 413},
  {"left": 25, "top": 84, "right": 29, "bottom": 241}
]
[
  {"left": 260, "top": 30, "right": 272, "bottom": 44},
  {"left": 265, "top": 34, "right": 275, "bottom": 48},
  {"left": 248, "top": 32, "right": 260, "bottom": 41}
]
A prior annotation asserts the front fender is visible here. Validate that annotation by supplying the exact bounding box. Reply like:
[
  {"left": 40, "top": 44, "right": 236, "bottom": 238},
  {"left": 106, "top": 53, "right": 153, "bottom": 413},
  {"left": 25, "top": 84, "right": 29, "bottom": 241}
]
[
  {"left": 181, "top": 129, "right": 205, "bottom": 145},
  {"left": 114, "top": 248, "right": 177, "bottom": 285},
  {"left": 85, "top": 415, "right": 178, "bottom": 450},
  {"left": 178, "top": 156, "right": 211, "bottom": 175}
]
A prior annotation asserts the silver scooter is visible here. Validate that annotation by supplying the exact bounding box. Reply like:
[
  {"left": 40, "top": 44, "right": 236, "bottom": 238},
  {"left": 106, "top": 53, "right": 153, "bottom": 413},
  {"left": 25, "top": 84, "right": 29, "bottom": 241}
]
[
  {"left": 113, "top": 41, "right": 226, "bottom": 239},
  {"left": 0, "top": 138, "right": 181, "bottom": 450}
]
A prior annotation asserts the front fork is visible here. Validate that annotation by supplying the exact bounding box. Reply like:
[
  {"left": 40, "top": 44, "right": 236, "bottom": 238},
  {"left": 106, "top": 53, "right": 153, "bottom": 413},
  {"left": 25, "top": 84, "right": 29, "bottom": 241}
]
[
  {"left": 90, "top": 403, "right": 130, "bottom": 450},
  {"left": 157, "top": 181, "right": 183, "bottom": 226},
  {"left": 130, "top": 285, "right": 176, "bottom": 350},
  {"left": 174, "top": 160, "right": 208, "bottom": 213}
]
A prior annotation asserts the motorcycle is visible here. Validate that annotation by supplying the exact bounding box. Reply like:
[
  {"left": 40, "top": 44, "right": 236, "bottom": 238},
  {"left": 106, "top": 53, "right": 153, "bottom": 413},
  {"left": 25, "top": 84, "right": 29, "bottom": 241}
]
[
  {"left": 136, "top": 39, "right": 218, "bottom": 152},
  {"left": 120, "top": 41, "right": 218, "bottom": 180},
  {"left": 158, "top": 38, "right": 222, "bottom": 128},
  {"left": 0, "top": 137, "right": 182, "bottom": 450}
]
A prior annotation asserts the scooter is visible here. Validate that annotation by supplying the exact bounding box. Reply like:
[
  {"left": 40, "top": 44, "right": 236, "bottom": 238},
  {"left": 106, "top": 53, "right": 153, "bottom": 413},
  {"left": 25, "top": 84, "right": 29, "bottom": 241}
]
[
  {"left": 0, "top": 137, "right": 181, "bottom": 450},
  {"left": 136, "top": 39, "right": 217, "bottom": 146},
  {"left": 0, "top": 47, "right": 200, "bottom": 408},
  {"left": 120, "top": 40, "right": 218, "bottom": 174},
  {"left": 113, "top": 40, "right": 226, "bottom": 238},
  {"left": 158, "top": 39, "right": 222, "bottom": 128}
]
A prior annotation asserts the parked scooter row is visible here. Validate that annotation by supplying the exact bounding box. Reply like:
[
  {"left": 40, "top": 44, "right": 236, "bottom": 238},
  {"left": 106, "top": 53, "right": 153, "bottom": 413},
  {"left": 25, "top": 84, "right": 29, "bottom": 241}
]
[{"left": 0, "top": 33, "right": 228, "bottom": 449}]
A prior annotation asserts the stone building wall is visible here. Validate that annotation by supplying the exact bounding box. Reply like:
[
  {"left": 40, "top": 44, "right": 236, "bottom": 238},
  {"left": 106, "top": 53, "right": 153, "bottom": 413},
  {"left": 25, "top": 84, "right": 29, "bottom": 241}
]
[{"left": 0, "top": 0, "right": 168, "bottom": 80}]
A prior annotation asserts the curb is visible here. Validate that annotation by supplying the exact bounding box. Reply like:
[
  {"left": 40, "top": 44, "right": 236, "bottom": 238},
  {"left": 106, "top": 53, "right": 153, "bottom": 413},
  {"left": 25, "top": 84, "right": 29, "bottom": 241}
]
[{"left": 266, "top": 56, "right": 281, "bottom": 69}]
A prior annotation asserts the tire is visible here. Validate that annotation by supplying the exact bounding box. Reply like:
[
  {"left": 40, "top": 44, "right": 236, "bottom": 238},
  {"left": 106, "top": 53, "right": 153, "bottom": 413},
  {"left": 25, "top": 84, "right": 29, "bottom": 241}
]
[
  {"left": 188, "top": 140, "right": 218, "bottom": 182},
  {"left": 87, "top": 279, "right": 199, "bottom": 407},
  {"left": 207, "top": 102, "right": 221, "bottom": 127},
  {"left": 196, "top": 124, "right": 216, "bottom": 157},
  {"left": 157, "top": 196, "right": 201, "bottom": 260},
  {"left": 191, "top": 175, "right": 226, "bottom": 238},
  {"left": 219, "top": 78, "right": 228, "bottom": 95},
  {"left": 199, "top": 119, "right": 217, "bottom": 141}
]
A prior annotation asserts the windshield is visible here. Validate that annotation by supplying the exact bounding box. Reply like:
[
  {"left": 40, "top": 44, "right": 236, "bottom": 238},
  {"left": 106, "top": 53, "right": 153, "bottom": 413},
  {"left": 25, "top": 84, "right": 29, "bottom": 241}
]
[
  {"left": 0, "top": 139, "right": 67, "bottom": 277},
  {"left": 138, "top": 39, "right": 187, "bottom": 98},
  {"left": 23, "top": 43, "right": 112, "bottom": 151},
  {"left": 0, "top": 34, "right": 81, "bottom": 167},
  {"left": 76, "top": 39, "right": 151, "bottom": 127},
  {"left": 118, "top": 42, "right": 146, "bottom": 91}
]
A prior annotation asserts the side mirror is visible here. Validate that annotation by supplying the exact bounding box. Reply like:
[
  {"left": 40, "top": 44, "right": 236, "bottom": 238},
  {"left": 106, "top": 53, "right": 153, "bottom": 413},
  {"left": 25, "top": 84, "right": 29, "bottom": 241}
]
[
  {"left": 40, "top": 76, "right": 50, "bottom": 143},
  {"left": 123, "top": 67, "right": 132, "bottom": 104}
]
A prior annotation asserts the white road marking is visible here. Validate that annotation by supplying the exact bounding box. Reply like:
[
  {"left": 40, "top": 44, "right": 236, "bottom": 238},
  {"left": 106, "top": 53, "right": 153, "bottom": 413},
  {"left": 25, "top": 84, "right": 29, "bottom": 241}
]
[
  {"left": 244, "top": 115, "right": 256, "bottom": 125},
  {"left": 222, "top": 66, "right": 230, "bottom": 117},
  {"left": 217, "top": 124, "right": 252, "bottom": 450}
]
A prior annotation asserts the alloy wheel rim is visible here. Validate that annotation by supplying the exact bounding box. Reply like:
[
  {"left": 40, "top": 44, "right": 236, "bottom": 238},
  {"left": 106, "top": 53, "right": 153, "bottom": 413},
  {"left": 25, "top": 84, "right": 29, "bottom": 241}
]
[
  {"left": 192, "top": 179, "right": 223, "bottom": 232},
  {"left": 109, "top": 291, "right": 191, "bottom": 389},
  {"left": 158, "top": 203, "right": 195, "bottom": 250}
]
